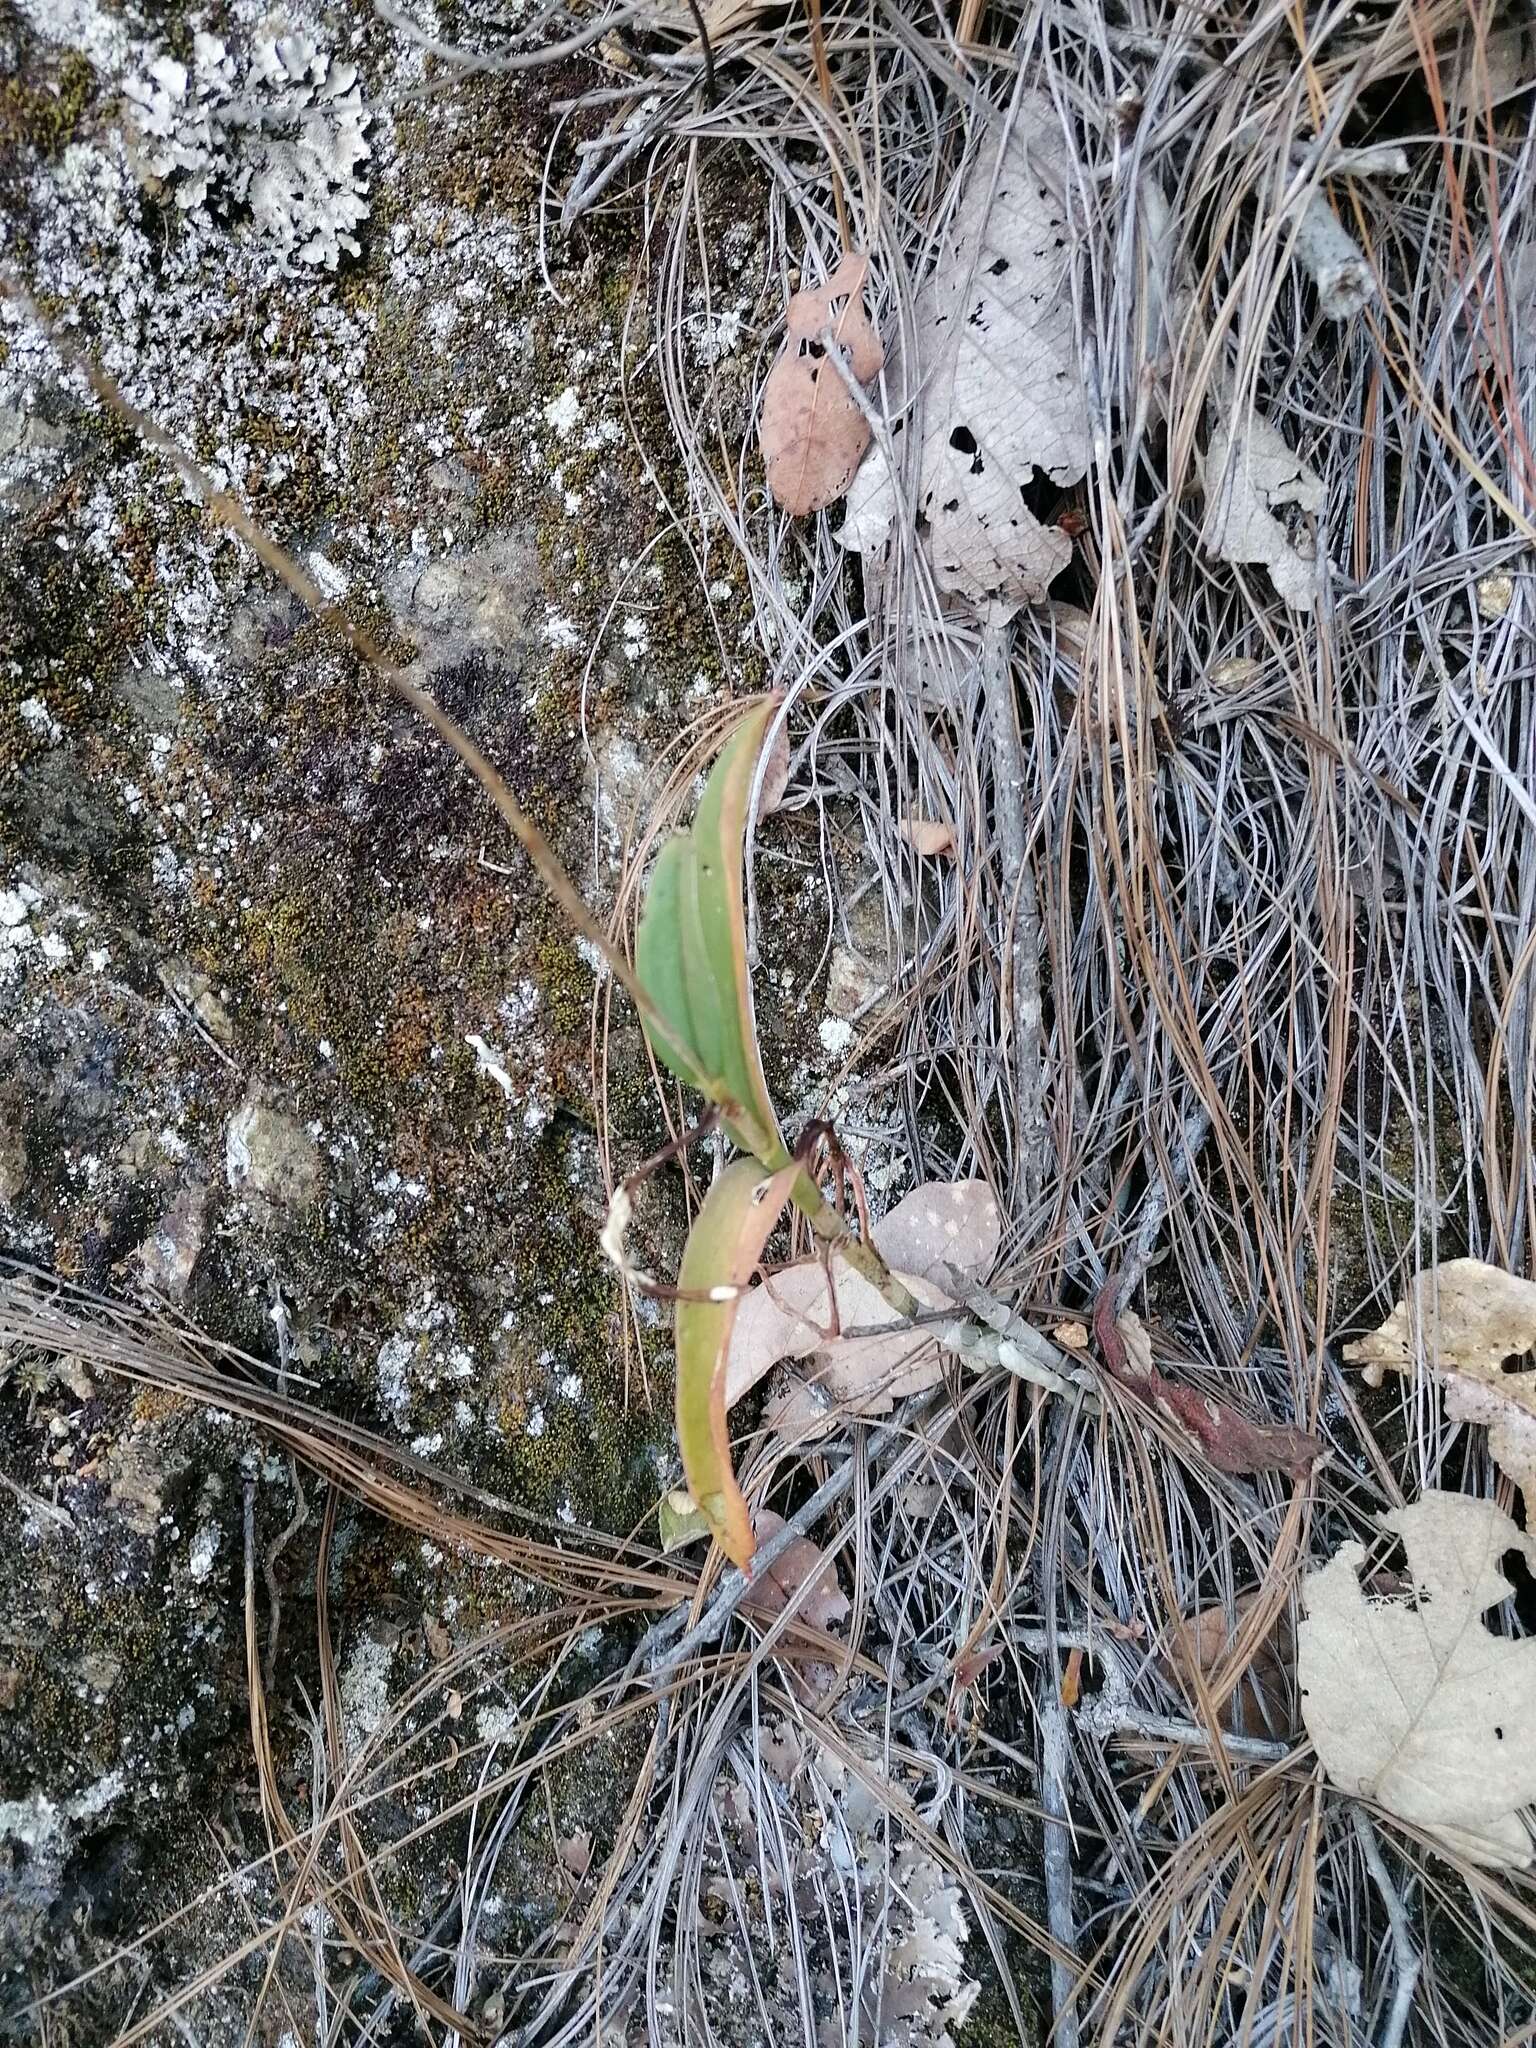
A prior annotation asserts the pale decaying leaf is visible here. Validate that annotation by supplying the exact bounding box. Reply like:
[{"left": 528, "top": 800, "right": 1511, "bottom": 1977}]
[
  {"left": 1344, "top": 1259, "right": 1536, "bottom": 1502},
  {"left": 1201, "top": 403, "right": 1325, "bottom": 611},
  {"left": 839, "top": 97, "right": 1089, "bottom": 619},
  {"left": 726, "top": 1179, "right": 1001, "bottom": 1435},
  {"left": 760, "top": 252, "right": 884, "bottom": 517},
  {"left": 658, "top": 1487, "right": 713, "bottom": 1552},
  {"left": 1298, "top": 1491, "right": 1536, "bottom": 1868},
  {"left": 900, "top": 816, "right": 955, "bottom": 858}
]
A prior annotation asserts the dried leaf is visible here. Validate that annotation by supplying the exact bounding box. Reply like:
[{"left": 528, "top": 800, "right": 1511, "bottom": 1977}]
[
  {"left": 1201, "top": 403, "right": 1324, "bottom": 611},
  {"left": 900, "top": 817, "right": 955, "bottom": 857},
  {"left": 658, "top": 1487, "right": 712, "bottom": 1552},
  {"left": 760, "top": 252, "right": 884, "bottom": 517},
  {"left": 745, "top": 1510, "right": 850, "bottom": 1635},
  {"left": 1051, "top": 1319, "right": 1090, "bottom": 1351},
  {"left": 836, "top": 439, "right": 896, "bottom": 554},
  {"left": 1298, "top": 1491, "right": 1536, "bottom": 1868},
  {"left": 1166, "top": 1591, "right": 1295, "bottom": 1739},
  {"left": 1344, "top": 1258, "right": 1536, "bottom": 1503},
  {"left": 725, "top": 1179, "right": 1002, "bottom": 1427},
  {"left": 839, "top": 96, "right": 1089, "bottom": 619},
  {"left": 1095, "top": 1296, "right": 1322, "bottom": 1481}
]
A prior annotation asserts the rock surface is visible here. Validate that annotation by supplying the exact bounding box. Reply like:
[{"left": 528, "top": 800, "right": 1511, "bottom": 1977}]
[{"left": 0, "top": 0, "right": 795, "bottom": 2033}]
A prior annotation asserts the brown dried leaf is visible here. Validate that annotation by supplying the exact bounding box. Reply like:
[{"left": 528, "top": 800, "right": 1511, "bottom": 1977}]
[
  {"left": 1095, "top": 1296, "right": 1322, "bottom": 1481},
  {"left": 899, "top": 816, "right": 955, "bottom": 857},
  {"left": 1166, "top": 1590, "right": 1295, "bottom": 1739},
  {"left": 725, "top": 1179, "right": 1002, "bottom": 1426},
  {"left": 746, "top": 1510, "right": 850, "bottom": 1636},
  {"left": 760, "top": 252, "right": 884, "bottom": 517},
  {"left": 1299, "top": 1492, "right": 1536, "bottom": 1868},
  {"left": 1344, "top": 1259, "right": 1536, "bottom": 1503}
]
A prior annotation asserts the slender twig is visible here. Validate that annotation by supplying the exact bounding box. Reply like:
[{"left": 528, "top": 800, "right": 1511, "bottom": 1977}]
[
  {"left": 1033, "top": 1404, "right": 1082, "bottom": 2048},
  {"left": 1352, "top": 1809, "right": 1422, "bottom": 2048},
  {"left": 981, "top": 623, "right": 1047, "bottom": 1219}
]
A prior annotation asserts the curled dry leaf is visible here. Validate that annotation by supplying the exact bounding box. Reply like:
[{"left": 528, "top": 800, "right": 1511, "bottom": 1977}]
[
  {"left": 1201, "top": 401, "right": 1324, "bottom": 611},
  {"left": 726, "top": 1180, "right": 1002, "bottom": 1434},
  {"left": 838, "top": 95, "right": 1090, "bottom": 618},
  {"left": 760, "top": 251, "right": 884, "bottom": 517},
  {"left": 1166, "top": 1590, "right": 1295, "bottom": 1739},
  {"left": 899, "top": 816, "right": 955, "bottom": 857},
  {"left": 1298, "top": 1491, "right": 1536, "bottom": 1868},
  {"left": 1096, "top": 1296, "right": 1323, "bottom": 1481},
  {"left": 1343, "top": 1258, "right": 1536, "bottom": 1503}
]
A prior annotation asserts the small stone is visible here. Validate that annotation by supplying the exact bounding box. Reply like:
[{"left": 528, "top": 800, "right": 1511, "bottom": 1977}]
[
  {"left": 1476, "top": 571, "right": 1515, "bottom": 622},
  {"left": 138, "top": 1182, "right": 209, "bottom": 1299},
  {"left": 826, "top": 944, "right": 884, "bottom": 1020},
  {"left": 225, "top": 1088, "right": 322, "bottom": 1208},
  {"left": 74, "top": 1652, "right": 122, "bottom": 1696},
  {"left": 163, "top": 960, "right": 235, "bottom": 1046}
]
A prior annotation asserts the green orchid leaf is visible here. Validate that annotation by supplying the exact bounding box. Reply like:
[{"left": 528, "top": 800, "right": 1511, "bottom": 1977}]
[
  {"left": 635, "top": 701, "right": 788, "bottom": 1166},
  {"left": 675, "top": 1158, "right": 797, "bottom": 1565}
]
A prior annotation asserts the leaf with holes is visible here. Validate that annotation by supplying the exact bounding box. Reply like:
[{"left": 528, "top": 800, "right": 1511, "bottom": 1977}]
[
  {"left": 635, "top": 701, "right": 788, "bottom": 1164},
  {"left": 725, "top": 1179, "right": 1002, "bottom": 1437},
  {"left": 1298, "top": 1491, "right": 1536, "bottom": 1868},
  {"left": 674, "top": 1159, "right": 798, "bottom": 1565},
  {"left": 838, "top": 96, "right": 1090, "bottom": 618},
  {"left": 1344, "top": 1259, "right": 1536, "bottom": 1507},
  {"left": 760, "top": 252, "right": 884, "bottom": 516}
]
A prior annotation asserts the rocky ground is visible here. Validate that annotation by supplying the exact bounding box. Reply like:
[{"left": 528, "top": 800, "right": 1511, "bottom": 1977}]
[{"left": 0, "top": 1, "right": 886, "bottom": 2033}]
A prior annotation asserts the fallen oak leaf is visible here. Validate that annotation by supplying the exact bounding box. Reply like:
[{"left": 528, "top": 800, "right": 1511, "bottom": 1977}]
[
  {"left": 760, "top": 251, "right": 884, "bottom": 517},
  {"left": 1094, "top": 1290, "right": 1323, "bottom": 1482},
  {"left": 1298, "top": 1491, "right": 1536, "bottom": 1868},
  {"left": 1343, "top": 1259, "right": 1536, "bottom": 1505}
]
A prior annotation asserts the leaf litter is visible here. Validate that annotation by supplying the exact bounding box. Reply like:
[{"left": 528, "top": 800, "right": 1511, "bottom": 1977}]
[
  {"left": 725, "top": 1179, "right": 1001, "bottom": 1434},
  {"left": 1298, "top": 1492, "right": 1536, "bottom": 1869},
  {"left": 838, "top": 95, "right": 1090, "bottom": 617},
  {"left": 759, "top": 251, "right": 884, "bottom": 516},
  {"left": 1345, "top": 1258, "right": 1536, "bottom": 1503}
]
